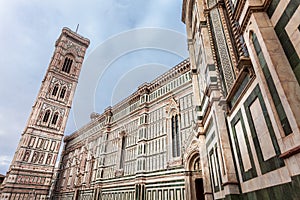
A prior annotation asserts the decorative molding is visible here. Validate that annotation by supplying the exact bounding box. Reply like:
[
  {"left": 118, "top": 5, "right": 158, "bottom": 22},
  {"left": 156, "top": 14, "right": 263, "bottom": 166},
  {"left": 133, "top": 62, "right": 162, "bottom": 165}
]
[{"left": 165, "top": 97, "right": 180, "bottom": 117}]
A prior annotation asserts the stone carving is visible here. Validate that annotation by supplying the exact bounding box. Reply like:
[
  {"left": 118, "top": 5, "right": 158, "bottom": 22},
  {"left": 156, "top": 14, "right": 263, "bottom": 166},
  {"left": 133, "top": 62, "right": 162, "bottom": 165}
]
[
  {"left": 165, "top": 97, "right": 180, "bottom": 116},
  {"left": 66, "top": 40, "right": 82, "bottom": 56},
  {"left": 115, "top": 169, "right": 124, "bottom": 177},
  {"left": 208, "top": 0, "right": 235, "bottom": 91}
]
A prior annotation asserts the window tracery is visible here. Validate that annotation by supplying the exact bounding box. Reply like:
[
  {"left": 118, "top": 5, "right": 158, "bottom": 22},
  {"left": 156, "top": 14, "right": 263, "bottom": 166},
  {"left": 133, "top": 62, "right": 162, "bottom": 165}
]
[
  {"left": 62, "top": 57, "right": 73, "bottom": 73},
  {"left": 43, "top": 110, "right": 51, "bottom": 123}
]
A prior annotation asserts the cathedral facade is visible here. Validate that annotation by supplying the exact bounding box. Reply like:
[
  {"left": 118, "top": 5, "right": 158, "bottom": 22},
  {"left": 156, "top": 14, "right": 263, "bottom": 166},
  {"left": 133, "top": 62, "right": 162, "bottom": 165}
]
[
  {"left": 51, "top": 60, "right": 201, "bottom": 200},
  {"left": 1, "top": 0, "right": 300, "bottom": 200}
]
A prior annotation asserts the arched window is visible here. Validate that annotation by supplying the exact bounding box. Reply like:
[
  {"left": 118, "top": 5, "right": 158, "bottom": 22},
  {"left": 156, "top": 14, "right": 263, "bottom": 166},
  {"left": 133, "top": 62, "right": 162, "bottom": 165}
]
[
  {"left": 120, "top": 136, "right": 126, "bottom": 169},
  {"left": 52, "top": 85, "right": 59, "bottom": 96},
  {"left": 51, "top": 112, "right": 59, "bottom": 125},
  {"left": 62, "top": 57, "right": 73, "bottom": 73},
  {"left": 171, "top": 114, "right": 180, "bottom": 157},
  {"left": 43, "top": 110, "right": 51, "bottom": 123},
  {"left": 59, "top": 87, "right": 66, "bottom": 99}
]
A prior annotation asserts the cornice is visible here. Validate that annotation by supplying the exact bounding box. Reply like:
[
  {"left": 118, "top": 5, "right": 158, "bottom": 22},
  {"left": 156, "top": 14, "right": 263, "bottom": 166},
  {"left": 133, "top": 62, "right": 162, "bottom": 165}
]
[
  {"left": 61, "top": 27, "right": 90, "bottom": 48},
  {"left": 234, "top": 0, "right": 271, "bottom": 33}
]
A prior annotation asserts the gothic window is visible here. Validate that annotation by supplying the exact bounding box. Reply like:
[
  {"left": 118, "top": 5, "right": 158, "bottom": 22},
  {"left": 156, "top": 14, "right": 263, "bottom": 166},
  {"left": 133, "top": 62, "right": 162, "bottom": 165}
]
[
  {"left": 51, "top": 112, "right": 59, "bottom": 125},
  {"left": 172, "top": 114, "right": 180, "bottom": 157},
  {"left": 52, "top": 84, "right": 59, "bottom": 96},
  {"left": 59, "top": 87, "right": 67, "bottom": 99},
  {"left": 100, "top": 169, "right": 104, "bottom": 178},
  {"left": 43, "top": 110, "right": 51, "bottom": 123},
  {"left": 119, "top": 136, "right": 126, "bottom": 169},
  {"left": 62, "top": 57, "right": 73, "bottom": 73}
]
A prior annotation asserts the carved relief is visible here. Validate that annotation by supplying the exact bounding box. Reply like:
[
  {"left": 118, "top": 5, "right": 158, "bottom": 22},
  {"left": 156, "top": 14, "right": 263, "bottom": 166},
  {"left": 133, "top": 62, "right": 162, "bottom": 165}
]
[
  {"left": 115, "top": 169, "right": 124, "bottom": 177},
  {"left": 183, "top": 139, "right": 200, "bottom": 163},
  {"left": 65, "top": 40, "right": 82, "bottom": 56}
]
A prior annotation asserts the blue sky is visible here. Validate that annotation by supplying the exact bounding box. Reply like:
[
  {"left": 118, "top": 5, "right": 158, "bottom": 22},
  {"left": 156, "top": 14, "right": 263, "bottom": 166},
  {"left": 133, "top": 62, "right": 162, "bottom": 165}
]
[{"left": 0, "top": 0, "right": 188, "bottom": 174}]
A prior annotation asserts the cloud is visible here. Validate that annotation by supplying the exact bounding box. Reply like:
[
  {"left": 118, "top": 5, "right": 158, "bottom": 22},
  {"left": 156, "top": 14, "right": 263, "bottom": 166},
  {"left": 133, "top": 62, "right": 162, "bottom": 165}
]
[{"left": 0, "top": 156, "right": 11, "bottom": 167}]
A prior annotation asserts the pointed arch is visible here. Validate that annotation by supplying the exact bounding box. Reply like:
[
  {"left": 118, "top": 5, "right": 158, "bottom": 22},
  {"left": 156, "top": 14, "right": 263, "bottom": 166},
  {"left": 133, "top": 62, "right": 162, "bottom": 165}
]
[
  {"left": 43, "top": 110, "right": 51, "bottom": 123},
  {"left": 171, "top": 114, "right": 180, "bottom": 157},
  {"left": 186, "top": 151, "right": 201, "bottom": 171},
  {"left": 62, "top": 53, "right": 75, "bottom": 74},
  {"left": 52, "top": 84, "right": 59, "bottom": 96},
  {"left": 119, "top": 131, "right": 127, "bottom": 169},
  {"left": 59, "top": 86, "right": 67, "bottom": 99},
  {"left": 166, "top": 97, "right": 181, "bottom": 159},
  {"left": 51, "top": 112, "right": 59, "bottom": 125}
]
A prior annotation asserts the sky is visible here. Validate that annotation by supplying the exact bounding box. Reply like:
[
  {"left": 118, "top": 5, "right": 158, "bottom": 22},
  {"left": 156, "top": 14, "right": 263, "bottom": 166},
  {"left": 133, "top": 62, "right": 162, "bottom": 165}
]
[{"left": 0, "top": 0, "right": 188, "bottom": 175}]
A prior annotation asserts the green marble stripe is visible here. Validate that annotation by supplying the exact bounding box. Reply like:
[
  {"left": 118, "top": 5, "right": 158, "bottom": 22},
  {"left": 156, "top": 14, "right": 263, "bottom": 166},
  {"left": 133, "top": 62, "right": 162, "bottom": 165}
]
[
  {"left": 221, "top": 174, "right": 300, "bottom": 200},
  {"left": 230, "top": 110, "right": 257, "bottom": 182},
  {"left": 229, "top": 74, "right": 250, "bottom": 108},
  {"left": 244, "top": 85, "right": 285, "bottom": 174},
  {"left": 271, "top": 0, "right": 300, "bottom": 85},
  {"left": 267, "top": 0, "right": 280, "bottom": 17},
  {"left": 252, "top": 33, "right": 292, "bottom": 136},
  {"left": 209, "top": 148, "right": 220, "bottom": 192},
  {"left": 215, "top": 144, "right": 224, "bottom": 191}
]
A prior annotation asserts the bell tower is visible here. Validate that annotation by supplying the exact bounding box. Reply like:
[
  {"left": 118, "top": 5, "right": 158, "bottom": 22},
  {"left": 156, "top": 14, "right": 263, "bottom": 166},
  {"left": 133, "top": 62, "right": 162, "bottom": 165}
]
[{"left": 0, "top": 28, "right": 90, "bottom": 200}]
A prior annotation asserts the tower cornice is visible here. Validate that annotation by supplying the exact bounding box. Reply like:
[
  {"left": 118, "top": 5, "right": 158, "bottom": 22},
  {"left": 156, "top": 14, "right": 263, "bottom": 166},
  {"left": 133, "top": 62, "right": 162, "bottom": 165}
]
[{"left": 58, "top": 27, "right": 90, "bottom": 48}]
